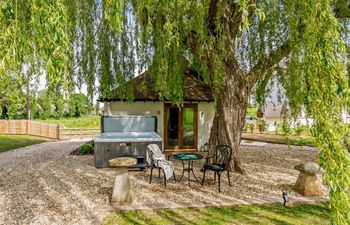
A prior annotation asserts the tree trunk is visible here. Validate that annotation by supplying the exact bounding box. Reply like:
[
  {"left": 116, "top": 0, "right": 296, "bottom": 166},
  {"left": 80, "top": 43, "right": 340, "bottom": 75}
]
[{"left": 208, "top": 70, "right": 249, "bottom": 175}]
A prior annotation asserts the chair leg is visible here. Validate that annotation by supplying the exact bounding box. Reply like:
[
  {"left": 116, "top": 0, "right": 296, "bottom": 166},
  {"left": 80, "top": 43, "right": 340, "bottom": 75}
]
[
  {"left": 149, "top": 167, "right": 154, "bottom": 184},
  {"left": 214, "top": 171, "right": 216, "bottom": 181},
  {"left": 173, "top": 171, "right": 176, "bottom": 181},
  {"left": 158, "top": 168, "right": 161, "bottom": 178},
  {"left": 201, "top": 169, "right": 207, "bottom": 185},
  {"left": 227, "top": 170, "right": 232, "bottom": 186},
  {"left": 163, "top": 169, "right": 167, "bottom": 187},
  {"left": 218, "top": 172, "right": 221, "bottom": 192}
]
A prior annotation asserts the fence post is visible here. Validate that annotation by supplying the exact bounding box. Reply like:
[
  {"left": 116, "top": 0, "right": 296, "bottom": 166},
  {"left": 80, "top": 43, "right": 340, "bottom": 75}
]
[
  {"left": 57, "top": 124, "right": 60, "bottom": 140},
  {"left": 47, "top": 123, "right": 50, "bottom": 138},
  {"left": 26, "top": 120, "right": 29, "bottom": 135}
]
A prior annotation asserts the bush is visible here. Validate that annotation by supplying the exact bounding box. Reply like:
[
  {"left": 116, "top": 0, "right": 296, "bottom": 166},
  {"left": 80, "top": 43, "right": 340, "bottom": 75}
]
[
  {"left": 295, "top": 122, "right": 304, "bottom": 136},
  {"left": 282, "top": 120, "right": 291, "bottom": 135},
  {"left": 258, "top": 120, "right": 267, "bottom": 133},
  {"left": 274, "top": 121, "right": 281, "bottom": 134},
  {"left": 79, "top": 143, "right": 93, "bottom": 154}
]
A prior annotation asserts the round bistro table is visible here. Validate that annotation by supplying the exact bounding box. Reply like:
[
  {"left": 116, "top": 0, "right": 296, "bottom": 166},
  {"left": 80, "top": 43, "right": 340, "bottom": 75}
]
[{"left": 173, "top": 153, "right": 204, "bottom": 187}]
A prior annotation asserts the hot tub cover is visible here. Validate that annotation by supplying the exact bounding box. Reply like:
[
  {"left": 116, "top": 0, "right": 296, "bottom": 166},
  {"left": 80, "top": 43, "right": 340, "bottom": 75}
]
[{"left": 94, "top": 132, "right": 162, "bottom": 143}]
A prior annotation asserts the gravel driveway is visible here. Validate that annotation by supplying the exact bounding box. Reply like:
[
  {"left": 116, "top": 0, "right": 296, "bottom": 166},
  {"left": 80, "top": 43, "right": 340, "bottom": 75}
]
[
  {"left": 0, "top": 140, "right": 327, "bottom": 225},
  {"left": 0, "top": 141, "right": 115, "bottom": 225}
]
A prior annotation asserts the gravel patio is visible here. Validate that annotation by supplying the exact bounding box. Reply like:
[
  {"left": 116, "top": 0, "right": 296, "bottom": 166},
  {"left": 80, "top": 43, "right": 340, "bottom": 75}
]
[{"left": 0, "top": 140, "right": 328, "bottom": 225}]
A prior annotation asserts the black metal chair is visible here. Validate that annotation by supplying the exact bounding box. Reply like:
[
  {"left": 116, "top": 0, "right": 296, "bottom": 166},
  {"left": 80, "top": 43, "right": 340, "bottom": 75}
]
[
  {"left": 147, "top": 148, "right": 176, "bottom": 187},
  {"left": 201, "top": 145, "right": 232, "bottom": 192}
]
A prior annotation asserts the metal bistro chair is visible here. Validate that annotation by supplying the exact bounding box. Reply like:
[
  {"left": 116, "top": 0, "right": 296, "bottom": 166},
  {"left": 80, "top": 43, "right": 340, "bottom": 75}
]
[
  {"left": 201, "top": 145, "right": 233, "bottom": 192},
  {"left": 147, "top": 147, "right": 176, "bottom": 187}
]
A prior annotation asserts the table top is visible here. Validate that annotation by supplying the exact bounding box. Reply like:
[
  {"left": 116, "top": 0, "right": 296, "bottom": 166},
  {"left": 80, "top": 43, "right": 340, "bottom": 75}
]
[{"left": 173, "top": 153, "right": 204, "bottom": 161}]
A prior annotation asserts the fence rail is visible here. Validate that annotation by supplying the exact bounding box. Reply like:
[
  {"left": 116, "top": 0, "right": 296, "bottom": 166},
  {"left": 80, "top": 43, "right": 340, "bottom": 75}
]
[
  {"left": 58, "top": 127, "right": 100, "bottom": 140},
  {"left": 0, "top": 120, "right": 101, "bottom": 140},
  {"left": 0, "top": 120, "right": 59, "bottom": 139}
]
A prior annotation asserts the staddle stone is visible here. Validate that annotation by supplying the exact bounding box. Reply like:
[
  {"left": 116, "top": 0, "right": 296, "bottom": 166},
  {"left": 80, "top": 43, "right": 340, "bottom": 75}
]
[
  {"left": 108, "top": 157, "right": 137, "bottom": 168},
  {"left": 108, "top": 157, "right": 137, "bottom": 206},
  {"left": 294, "top": 162, "right": 324, "bottom": 197},
  {"left": 294, "top": 162, "right": 324, "bottom": 174}
]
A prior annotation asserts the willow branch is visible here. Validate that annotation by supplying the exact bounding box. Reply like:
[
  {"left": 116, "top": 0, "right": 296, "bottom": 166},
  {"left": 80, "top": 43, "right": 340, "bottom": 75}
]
[{"left": 246, "top": 41, "right": 292, "bottom": 83}]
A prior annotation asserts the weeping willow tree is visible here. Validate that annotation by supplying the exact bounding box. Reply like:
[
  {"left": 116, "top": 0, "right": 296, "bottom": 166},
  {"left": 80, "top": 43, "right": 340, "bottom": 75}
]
[{"left": 1, "top": 0, "right": 350, "bottom": 223}]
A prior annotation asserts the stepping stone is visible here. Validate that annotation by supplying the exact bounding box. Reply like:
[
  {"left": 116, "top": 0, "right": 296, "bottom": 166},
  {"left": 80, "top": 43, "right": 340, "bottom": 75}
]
[
  {"left": 108, "top": 157, "right": 137, "bottom": 206},
  {"left": 294, "top": 162, "right": 324, "bottom": 197}
]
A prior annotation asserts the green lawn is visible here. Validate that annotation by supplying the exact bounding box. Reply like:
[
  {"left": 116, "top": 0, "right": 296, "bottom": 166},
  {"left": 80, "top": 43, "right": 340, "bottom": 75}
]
[
  {"left": 246, "top": 106, "right": 258, "bottom": 117},
  {"left": 34, "top": 116, "right": 100, "bottom": 128},
  {"left": 242, "top": 133, "right": 317, "bottom": 147},
  {"left": 104, "top": 203, "right": 329, "bottom": 225},
  {"left": 0, "top": 135, "right": 49, "bottom": 153},
  {"left": 282, "top": 136, "right": 317, "bottom": 147}
]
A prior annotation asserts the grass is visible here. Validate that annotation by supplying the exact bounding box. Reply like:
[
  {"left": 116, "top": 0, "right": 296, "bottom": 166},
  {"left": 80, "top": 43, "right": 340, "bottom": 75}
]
[
  {"left": 243, "top": 133, "right": 318, "bottom": 147},
  {"left": 0, "top": 135, "right": 49, "bottom": 153},
  {"left": 34, "top": 116, "right": 100, "bottom": 128},
  {"left": 103, "top": 203, "right": 329, "bottom": 225},
  {"left": 246, "top": 106, "right": 258, "bottom": 117},
  {"left": 282, "top": 136, "right": 317, "bottom": 147}
]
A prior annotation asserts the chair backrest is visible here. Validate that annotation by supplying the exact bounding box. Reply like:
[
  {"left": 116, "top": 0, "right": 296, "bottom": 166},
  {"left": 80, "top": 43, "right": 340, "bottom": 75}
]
[
  {"left": 147, "top": 148, "right": 156, "bottom": 167},
  {"left": 146, "top": 144, "right": 164, "bottom": 167},
  {"left": 215, "top": 145, "right": 232, "bottom": 170}
]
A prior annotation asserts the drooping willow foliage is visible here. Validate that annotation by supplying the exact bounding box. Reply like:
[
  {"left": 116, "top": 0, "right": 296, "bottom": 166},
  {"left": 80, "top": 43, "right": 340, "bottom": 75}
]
[{"left": 1, "top": 0, "right": 350, "bottom": 223}]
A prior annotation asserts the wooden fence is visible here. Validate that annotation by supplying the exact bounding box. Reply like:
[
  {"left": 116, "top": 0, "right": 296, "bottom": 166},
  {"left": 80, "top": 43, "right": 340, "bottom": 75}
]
[
  {"left": 58, "top": 126, "right": 100, "bottom": 140},
  {"left": 0, "top": 120, "right": 101, "bottom": 140},
  {"left": 0, "top": 120, "right": 59, "bottom": 139}
]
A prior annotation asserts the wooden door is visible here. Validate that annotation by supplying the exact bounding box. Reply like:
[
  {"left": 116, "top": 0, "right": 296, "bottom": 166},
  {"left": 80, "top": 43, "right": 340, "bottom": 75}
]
[{"left": 164, "top": 103, "right": 198, "bottom": 151}]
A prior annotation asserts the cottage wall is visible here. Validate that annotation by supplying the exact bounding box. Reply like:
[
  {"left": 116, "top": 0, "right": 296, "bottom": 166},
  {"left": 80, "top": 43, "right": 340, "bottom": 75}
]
[
  {"left": 106, "top": 101, "right": 164, "bottom": 137},
  {"left": 106, "top": 101, "right": 215, "bottom": 150},
  {"left": 198, "top": 102, "right": 215, "bottom": 148}
]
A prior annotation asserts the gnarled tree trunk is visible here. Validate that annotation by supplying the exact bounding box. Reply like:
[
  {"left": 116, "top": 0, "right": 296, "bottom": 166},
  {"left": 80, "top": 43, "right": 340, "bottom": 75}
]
[{"left": 208, "top": 69, "right": 250, "bottom": 174}]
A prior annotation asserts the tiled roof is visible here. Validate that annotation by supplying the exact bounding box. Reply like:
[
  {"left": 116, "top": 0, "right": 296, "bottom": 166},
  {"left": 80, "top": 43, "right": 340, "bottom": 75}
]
[{"left": 99, "top": 70, "right": 214, "bottom": 102}]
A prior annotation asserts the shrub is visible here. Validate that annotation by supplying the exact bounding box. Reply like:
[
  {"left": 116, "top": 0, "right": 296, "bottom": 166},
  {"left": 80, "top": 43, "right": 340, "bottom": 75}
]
[
  {"left": 282, "top": 120, "right": 291, "bottom": 135},
  {"left": 274, "top": 121, "right": 281, "bottom": 134},
  {"left": 295, "top": 122, "right": 304, "bottom": 136},
  {"left": 80, "top": 143, "right": 93, "bottom": 154},
  {"left": 258, "top": 120, "right": 267, "bottom": 133},
  {"left": 244, "top": 123, "right": 255, "bottom": 133}
]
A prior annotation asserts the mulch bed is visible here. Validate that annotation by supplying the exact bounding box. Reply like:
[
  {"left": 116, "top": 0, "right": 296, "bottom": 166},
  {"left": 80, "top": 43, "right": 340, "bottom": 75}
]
[{"left": 70, "top": 147, "right": 94, "bottom": 155}]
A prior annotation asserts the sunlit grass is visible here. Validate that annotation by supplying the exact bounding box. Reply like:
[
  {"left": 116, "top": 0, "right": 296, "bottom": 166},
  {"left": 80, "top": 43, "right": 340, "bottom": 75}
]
[
  {"left": 0, "top": 135, "right": 50, "bottom": 153},
  {"left": 34, "top": 116, "right": 100, "bottom": 128},
  {"left": 104, "top": 203, "right": 329, "bottom": 225}
]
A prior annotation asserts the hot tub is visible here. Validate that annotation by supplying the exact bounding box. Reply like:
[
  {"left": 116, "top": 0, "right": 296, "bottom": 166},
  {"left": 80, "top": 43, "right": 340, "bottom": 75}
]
[
  {"left": 94, "top": 116, "right": 162, "bottom": 168},
  {"left": 94, "top": 132, "right": 162, "bottom": 143}
]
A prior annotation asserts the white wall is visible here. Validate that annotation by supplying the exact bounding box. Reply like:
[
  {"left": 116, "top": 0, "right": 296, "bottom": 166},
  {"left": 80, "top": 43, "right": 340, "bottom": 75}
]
[
  {"left": 106, "top": 101, "right": 215, "bottom": 150},
  {"left": 198, "top": 102, "right": 215, "bottom": 148},
  {"left": 106, "top": 101, "right": 164, "bottom": 137}
]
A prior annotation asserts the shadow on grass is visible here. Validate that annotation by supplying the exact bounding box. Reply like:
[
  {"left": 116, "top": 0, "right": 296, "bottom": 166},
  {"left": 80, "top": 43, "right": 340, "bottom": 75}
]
[{"left": 103, "top": 203, "right": 329, "bottom": 225}]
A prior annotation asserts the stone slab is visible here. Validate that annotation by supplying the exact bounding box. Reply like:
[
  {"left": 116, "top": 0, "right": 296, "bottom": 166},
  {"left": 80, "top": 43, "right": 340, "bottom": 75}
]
[
  {"left": 108, "top": 157, "right": 137, "bottom": 168},
  {"left": 295, "top": 162, "right": 324, "bottom": 174}
]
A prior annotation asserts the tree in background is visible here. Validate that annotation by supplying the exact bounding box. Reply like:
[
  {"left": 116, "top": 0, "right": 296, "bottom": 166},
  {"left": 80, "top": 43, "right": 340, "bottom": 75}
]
[
  {"left": 68, "top": 93, "right": 93, "bottom": 117},
  {"left": 0, "top": 76, "right": 26, "bottom": 119},
  {"left": 95, "top": 102, "right": 101, "bottom": 116},
  {"left": 37, "top": 91, "right": 53, "bottom": 119}
]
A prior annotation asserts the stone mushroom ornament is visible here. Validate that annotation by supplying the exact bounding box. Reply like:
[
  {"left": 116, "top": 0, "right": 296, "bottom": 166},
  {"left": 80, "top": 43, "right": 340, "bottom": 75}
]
[
  {"left": 294, "top": 162, "right": 324, "bottom": 197},
  {"left": 108, "top": 157, "right": 137, "bottom": 206}
]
